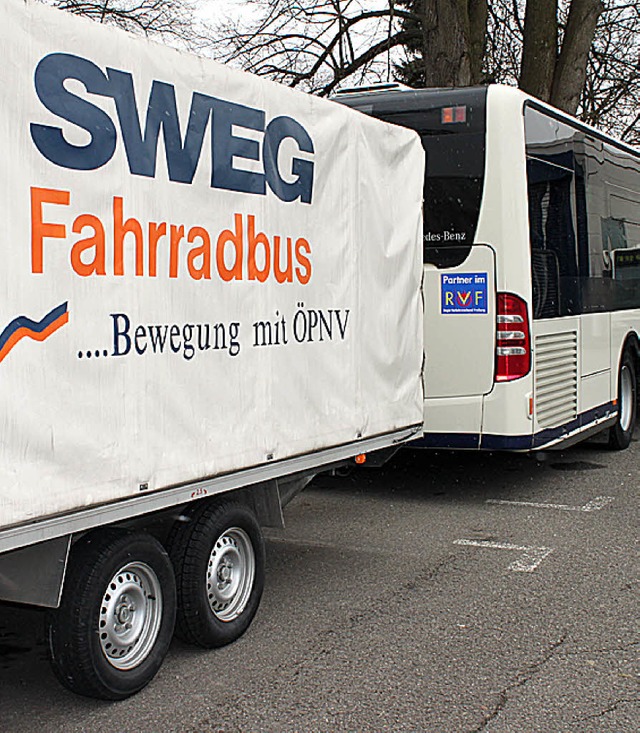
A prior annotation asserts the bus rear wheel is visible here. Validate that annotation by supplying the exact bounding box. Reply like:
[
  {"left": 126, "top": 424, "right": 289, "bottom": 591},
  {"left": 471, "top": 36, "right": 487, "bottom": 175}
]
[{"left": 609, "top": 350, "right": 637, "bottom": 450}]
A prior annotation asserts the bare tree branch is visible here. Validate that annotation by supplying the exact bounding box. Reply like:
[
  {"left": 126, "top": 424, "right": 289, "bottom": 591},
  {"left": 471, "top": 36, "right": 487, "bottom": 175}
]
[{"left": 46, "top": 0, "right": 640, "bottom": 141}]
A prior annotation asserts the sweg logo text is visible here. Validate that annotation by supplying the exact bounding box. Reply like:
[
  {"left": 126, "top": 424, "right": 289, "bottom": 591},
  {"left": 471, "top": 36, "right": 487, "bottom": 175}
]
[{"left": 30, "top": 53, "right": 315, "bottom": 204}]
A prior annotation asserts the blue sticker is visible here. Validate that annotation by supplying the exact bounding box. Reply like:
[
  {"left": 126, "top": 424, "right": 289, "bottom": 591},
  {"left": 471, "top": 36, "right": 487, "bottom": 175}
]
[{"left": 441, "top": 273, "right": 488, "bottom": 314}]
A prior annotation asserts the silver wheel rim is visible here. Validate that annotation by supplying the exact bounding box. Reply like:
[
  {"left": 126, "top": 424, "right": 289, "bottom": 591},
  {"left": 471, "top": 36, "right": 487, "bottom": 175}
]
[
  {"left": 99, "top": 561, "right": 163, "bottom": 670},
  {"left": 619, "top": 364, "right": 633, "bottom": 433},
  {"left": 207, "top": 527, "right": 255, "bottom": 622}
]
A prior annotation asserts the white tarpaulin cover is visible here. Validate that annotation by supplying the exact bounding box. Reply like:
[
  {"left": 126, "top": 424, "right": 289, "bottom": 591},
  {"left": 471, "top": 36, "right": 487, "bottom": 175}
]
[{"left": 0, "top": 0, "right": 424, "bottom": 528}]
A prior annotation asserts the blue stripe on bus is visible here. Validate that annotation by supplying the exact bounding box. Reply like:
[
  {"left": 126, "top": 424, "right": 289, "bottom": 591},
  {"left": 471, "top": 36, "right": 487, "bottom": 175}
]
[{"left": 412, "top": 402, "right": 617, "bottom": 451}]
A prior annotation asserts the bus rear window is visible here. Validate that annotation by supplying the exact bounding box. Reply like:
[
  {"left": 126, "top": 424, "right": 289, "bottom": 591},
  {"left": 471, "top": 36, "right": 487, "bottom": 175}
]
[
  {"left": 344, "top": 90, "right": 487, "bottom": 268},
  {"left": 420, "top": 129, "right": 485, "bottom": 267}
]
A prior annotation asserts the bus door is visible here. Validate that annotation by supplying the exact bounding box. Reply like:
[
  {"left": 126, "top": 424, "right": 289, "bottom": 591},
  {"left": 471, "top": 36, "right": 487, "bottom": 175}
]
[{"left": 423, "top": 244, "right": 496, "bottom": 397}]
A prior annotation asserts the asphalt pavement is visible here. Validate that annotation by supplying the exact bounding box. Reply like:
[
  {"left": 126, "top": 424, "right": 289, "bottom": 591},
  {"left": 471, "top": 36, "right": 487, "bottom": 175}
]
[{"left": 0, "top": 431, "right": 638, "bottom": 732}]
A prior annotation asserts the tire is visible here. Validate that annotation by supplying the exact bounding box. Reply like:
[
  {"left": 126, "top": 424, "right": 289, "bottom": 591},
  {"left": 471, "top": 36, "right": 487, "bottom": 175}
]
[
  {"left": 167, "top": 500, "right": 265, "bottom": 648},
  {"left": 609, "top": 349, "right": 637, "bottom": 450},
  {"left": 46, "top": 528, "right": 176, "bottom": 700}
]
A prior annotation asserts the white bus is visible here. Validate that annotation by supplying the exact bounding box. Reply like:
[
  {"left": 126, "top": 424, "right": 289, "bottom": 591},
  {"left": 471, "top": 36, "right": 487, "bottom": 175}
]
[{"left": 339, "top": 84, "right": 640, "bottom": 451}]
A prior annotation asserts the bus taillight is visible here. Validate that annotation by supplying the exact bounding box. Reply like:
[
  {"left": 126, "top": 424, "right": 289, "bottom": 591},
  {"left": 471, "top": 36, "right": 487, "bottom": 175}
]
[{"left": 495, "top": 293, "right": 531, "bottom": 382}]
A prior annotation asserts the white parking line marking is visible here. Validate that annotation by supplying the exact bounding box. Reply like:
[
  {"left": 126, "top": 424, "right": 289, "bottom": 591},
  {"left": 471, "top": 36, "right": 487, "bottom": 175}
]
[
  {"left": 454, "top": 539, "right": 554, "bottom": 572},
  {"left": 486, "top": 495, "right": 614, "bottom": 512}
]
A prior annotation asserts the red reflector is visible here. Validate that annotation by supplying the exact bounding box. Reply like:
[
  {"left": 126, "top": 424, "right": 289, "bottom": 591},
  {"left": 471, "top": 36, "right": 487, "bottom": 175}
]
[
  {"left": 495, "top": 293, "right": 531, "bottom": 382},
  {"left": 441, "top": 107, "right": 454, "bottom": 124},
  {"left": 455, "top": 105, "right": 467, "bottom": 123},
  {"left": 441, "top": 105, "right": 467, "bottom": 124}
]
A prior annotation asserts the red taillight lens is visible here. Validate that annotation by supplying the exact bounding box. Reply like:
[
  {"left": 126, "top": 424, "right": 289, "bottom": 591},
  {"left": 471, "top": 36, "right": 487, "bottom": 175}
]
[
  {"left": 441, "top": 105, "right": 467, "bottom": 124},
  {"left": 495, "top": 292, "right": 531, "bottom": 382}
]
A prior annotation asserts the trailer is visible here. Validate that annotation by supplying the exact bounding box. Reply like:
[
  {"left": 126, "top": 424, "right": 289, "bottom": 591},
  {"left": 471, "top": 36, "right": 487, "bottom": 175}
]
[{"left": 0, "top": 0, "right": 425, "bottom": 700}]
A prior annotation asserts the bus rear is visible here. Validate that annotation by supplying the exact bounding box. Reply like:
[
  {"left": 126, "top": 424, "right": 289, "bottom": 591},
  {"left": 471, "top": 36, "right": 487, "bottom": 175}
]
[{"left": 338, "top": 84, "right": 640, "bottom": 451}]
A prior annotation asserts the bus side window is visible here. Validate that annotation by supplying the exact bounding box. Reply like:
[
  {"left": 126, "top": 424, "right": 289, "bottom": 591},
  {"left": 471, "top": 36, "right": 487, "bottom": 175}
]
[
  {"left": 531, "top": 248, "right": 560, "bottom": 319},
  {"left": 526, "top": 155, "right": 581, "bottom": 318},
  {"left": 574, "top": 145, "right": 611, "bottom": 314},
  {"left": 582, "top": 137, "right": 640, "bottom": 311},
  {"left": 604, "top": 146, "right": 640, "bottom": 310}
]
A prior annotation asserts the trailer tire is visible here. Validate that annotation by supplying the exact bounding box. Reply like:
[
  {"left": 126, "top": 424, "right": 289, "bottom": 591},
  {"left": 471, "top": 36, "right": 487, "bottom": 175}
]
[
  {"left": 167, "top": 500, "right": 265, "bottom": 648},
  {"left": 46, "top": 528, "right": 176, "bottom": 700},
  {"left": 609, "top": 350, "right": 637, "bottom": 450}
]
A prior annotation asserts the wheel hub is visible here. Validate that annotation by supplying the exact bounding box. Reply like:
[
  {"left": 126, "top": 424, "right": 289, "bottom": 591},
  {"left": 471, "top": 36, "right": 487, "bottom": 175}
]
[
  {"left": 218, "top": 560, "right": 233, "bottom": 584},
  {"left": 115, "top": 596, "right": 136, "bottom": 627}
]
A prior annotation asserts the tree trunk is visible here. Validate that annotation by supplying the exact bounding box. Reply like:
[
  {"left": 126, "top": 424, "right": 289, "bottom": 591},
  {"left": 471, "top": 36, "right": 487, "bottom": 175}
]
[
  {"left": 419, "top": 0, "right": 472, "bottom": 87},
  {"left": 519, "top": 0, "right": 558, "bottom": 102},
  {"left": 468, "top": 0, "right": 488, "bottom": 84},
  {"left": 550, "top": 0, "right": 604, "bottom": 114}
]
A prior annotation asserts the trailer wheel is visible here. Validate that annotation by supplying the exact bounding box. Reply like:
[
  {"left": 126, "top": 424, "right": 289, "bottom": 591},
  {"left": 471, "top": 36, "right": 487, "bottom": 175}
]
[
  {"left": 46, "top": 528, "right": 176, "bottom": 700},
  {"left": 167, "top": 500, "right": 265, "bottom": 648},
  {"left": 609, "top": 350, "right": 637, "bottom": 450}
]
